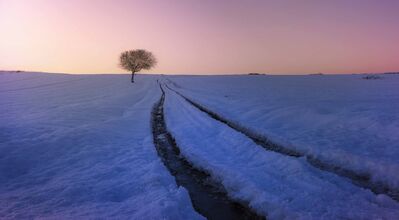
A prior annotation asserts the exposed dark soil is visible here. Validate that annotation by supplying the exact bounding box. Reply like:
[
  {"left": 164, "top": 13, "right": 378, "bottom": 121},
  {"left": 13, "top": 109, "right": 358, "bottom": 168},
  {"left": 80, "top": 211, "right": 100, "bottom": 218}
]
[{"left": 151, "top": 83, "right": 265, "bottom": 220}]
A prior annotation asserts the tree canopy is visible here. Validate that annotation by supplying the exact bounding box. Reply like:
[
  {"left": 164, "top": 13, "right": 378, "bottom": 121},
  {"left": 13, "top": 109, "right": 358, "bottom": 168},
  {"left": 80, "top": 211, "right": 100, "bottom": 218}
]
[{"left": 119, "top": 49, "right": 156, "bottom": 74}]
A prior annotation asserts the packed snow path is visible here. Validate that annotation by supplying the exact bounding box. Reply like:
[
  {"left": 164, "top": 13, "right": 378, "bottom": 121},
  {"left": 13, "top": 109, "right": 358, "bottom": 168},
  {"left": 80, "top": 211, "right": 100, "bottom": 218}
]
[
  {"left": 165, "top": 83, "right": 399, "bottom": 201},
  {"left": 162, "top": 81, "right": 399, "bottom": 219},
  {"left": 151, "top": 82, "right": 263, "bottom": 219}
]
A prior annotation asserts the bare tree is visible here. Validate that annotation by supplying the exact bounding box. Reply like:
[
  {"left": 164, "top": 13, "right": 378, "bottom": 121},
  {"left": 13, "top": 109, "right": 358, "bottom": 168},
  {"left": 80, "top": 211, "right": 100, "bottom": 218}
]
[{"left": 119, "top": 49, "right": 157, "bottom": 83}]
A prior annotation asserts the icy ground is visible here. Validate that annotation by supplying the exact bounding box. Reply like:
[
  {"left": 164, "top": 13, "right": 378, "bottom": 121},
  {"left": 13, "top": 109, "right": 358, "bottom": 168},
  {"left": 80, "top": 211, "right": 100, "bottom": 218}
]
[
  {"left": 0, "top": 72, "right": 202, "bottom": 219},
  {"left": 168, "top": 74, "right": 399, "bottom": 190}
]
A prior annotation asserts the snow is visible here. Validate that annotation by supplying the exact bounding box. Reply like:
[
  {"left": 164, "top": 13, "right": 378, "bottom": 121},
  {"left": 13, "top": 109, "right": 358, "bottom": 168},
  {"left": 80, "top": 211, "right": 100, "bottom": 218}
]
[
  {"left": 163, "top": 85, "right": 399, "bottom": 219},
  {"left": 0, "top": 72, "right": 203, "bottom": 219},
  {"left": 2, "top": 71, "right": 399, "bottom": 219},
  {"left": 167, "top": 74, "right": 399, "bottom": 190}
]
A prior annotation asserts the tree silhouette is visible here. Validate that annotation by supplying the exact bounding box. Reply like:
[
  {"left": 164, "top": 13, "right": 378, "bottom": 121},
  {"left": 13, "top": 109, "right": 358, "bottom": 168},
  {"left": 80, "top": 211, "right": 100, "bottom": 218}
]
[{"left": 119, "top": 49, "right": 157, "bottom": 83}]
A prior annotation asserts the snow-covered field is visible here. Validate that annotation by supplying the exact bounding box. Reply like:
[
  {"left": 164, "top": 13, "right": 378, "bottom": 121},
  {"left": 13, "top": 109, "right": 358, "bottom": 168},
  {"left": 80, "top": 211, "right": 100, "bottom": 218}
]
[
  {"left": 168, "top": 74, "right": 399, "bottom": 191},
  {"left": 0, "top": 72, "right": 202, "bottom": 219},
  {"left": 1, "top": 72, "right": 399, "bottom": 219}
]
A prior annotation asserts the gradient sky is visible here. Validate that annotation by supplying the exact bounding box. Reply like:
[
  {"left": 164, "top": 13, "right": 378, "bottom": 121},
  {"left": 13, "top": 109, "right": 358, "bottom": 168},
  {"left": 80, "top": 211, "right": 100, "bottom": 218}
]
[{"left": 1, "top": 0, "right": 399, "bottom": 74}]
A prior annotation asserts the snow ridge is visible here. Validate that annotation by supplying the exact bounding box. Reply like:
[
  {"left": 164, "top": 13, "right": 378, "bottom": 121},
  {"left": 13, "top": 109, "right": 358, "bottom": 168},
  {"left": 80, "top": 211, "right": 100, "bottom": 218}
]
[{"left": 151, "top": 82, "right": 263, "bottom": 219}]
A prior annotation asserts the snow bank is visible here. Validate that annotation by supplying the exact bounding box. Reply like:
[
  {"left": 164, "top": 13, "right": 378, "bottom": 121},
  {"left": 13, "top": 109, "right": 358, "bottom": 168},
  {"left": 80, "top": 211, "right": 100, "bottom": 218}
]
[
  {"left": 0, "top": 72, "right": 202, "bottom": 219},
  {"left": 163, "top": 87, "right": 399, "bottom": 219},
  {"left": 168, "top": 74, "right": 399, "bottom": 190}
]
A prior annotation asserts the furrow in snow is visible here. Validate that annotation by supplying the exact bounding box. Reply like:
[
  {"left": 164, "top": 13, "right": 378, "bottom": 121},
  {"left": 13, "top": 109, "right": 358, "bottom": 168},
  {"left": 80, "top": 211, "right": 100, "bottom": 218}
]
[
  {"left": 165, "top": 83, "right": 399, "bottom": 201},
  {"left": 162, "top": 83, "right": 399, "bottom": 219},
  {"left": 151, "top": 82, "right": 263, "bottom": 220}
]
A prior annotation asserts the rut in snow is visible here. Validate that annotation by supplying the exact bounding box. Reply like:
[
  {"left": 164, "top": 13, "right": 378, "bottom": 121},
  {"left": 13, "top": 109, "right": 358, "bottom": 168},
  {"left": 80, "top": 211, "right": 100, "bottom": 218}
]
[
  {"left": 151, "top": 83, "right": 264, "bottom": 220},
  {"left": 164, "top": 83, "right": 399, "bottom": 202}
]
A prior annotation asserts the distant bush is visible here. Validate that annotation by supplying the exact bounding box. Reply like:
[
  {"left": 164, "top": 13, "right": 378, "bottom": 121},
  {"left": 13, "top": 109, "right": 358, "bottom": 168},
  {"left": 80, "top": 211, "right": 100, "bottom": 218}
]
[
  {"left": 0, "top": 70, "right": 23, "bottom": 73},
  {"left": 248, "top": 73, "right": 266, "bottom": 75},
  {"left": 362, "top": 75, "right": 382, "bottom": 80}
]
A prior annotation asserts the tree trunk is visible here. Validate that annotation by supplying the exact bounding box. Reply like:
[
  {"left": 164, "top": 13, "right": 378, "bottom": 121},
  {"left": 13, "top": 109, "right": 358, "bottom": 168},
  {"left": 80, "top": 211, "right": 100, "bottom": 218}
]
[{"left": 131, "top": 71, "right": 135, "bottom": 83}]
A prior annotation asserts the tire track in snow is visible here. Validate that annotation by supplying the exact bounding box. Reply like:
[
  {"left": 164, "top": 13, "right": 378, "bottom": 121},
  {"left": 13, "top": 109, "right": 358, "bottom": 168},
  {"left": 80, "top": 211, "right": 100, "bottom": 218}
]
[
  {"left": 164, "top": 82, "right": 399, "bottom": 202},
  {"left": 151, "top": 82, "right": 264, "bottom": 220}
]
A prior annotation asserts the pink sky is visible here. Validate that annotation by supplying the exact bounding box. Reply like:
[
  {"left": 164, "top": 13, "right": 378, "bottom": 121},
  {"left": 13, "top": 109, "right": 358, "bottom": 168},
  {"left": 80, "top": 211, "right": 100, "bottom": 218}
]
[{"left": 1, "top": 0, "right": 399, "bottom": 74}]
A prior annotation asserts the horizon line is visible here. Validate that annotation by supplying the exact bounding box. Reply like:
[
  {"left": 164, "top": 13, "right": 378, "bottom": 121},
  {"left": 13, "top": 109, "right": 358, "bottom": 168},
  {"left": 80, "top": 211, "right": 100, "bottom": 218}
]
[{"left": 2, "top": 70, "right": 398, "bottom": 76}]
